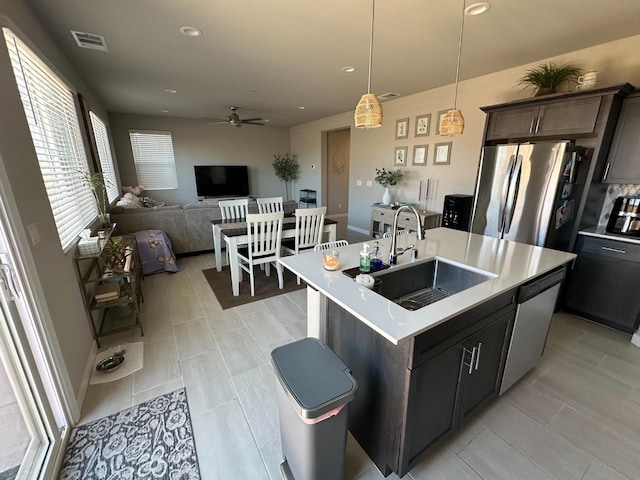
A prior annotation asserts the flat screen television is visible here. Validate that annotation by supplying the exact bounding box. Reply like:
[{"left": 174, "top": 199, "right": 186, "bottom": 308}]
[{"left": 194, "top": 165, "right": 249, "bottom": 198}]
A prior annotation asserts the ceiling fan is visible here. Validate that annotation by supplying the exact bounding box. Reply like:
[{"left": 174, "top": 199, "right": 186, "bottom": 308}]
[{"left": 208, "top": 106, "right": 265, "bottom": 127}]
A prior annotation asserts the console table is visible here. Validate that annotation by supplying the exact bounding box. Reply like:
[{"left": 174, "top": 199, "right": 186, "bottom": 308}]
[{"left": 370, "top": 205, "right": 441, "bottom": 238}]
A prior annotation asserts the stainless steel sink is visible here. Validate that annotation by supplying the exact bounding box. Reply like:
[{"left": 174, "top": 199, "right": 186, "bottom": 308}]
[{"left": 370, "top": 258, "right": 495, "bottom": 311}]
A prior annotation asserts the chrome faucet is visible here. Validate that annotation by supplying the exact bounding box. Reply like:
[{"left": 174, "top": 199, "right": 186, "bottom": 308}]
[{"left": 388, "top": 205, "right": 424, "bottom": 265}]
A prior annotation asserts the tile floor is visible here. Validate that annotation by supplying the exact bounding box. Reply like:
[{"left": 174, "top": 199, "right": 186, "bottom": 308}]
[{"left": 81, "top": 244, "right": 640, "bottom": 480}]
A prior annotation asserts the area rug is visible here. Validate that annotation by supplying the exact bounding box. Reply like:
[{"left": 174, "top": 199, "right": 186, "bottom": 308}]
[
  {"left": 59, "top": 388, "right": 200, "bottom": 480},
  {"left": 202, "top": 266, "right": 305, "bottom": 309},
  {"left": 89, "top": 342, "right": 143, "bottom": 385}
]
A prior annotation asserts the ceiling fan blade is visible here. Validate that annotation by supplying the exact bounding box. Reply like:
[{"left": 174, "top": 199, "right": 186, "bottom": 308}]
[
  {"left": 240, "top": 117, "right": 263, "bottom": 122},
  {"left": 208, "top": 120, "right": 230, "bottom": 125}
]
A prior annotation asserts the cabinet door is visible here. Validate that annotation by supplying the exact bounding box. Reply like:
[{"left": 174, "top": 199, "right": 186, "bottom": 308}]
[
  {"left": 458, "top": 312, "right": 512, "bottom": 424},
  {"left": 401, "top": 343, "right": 463, "bottom": 474},
  {"left": 536, "top": 96, "right": 601, "bottom": 137},
  {"left": 603, "top": 96, "right": 640, "bottom": 184},
  {"left": 485, "top": 106, "right": 539, "bottom": 140},
  {"left": 563, "top": 243, "right": 640, "bottom": 333}
]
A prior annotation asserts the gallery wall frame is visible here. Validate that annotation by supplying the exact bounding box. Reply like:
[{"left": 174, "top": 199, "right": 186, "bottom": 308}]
[
  {"left": 433, "top": 141, "right": 452, "bottom": 165},
  {"left": 395, "top": 118, "right": 409, "bottom": 140},
  {"left": 394, "top": 146, "right": 408, "bottom": 166},
  {"left": 412, "top": 145, "right": 428, "bottom": 166},
  {"left": 415, "top": 114, "right": 431, "bottom": 137}
]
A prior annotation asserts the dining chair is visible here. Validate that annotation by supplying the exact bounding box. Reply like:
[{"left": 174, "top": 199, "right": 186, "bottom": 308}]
[
  {"left": 219, "top": 198, "right": 249, "bottom": 220},
  {"left": 313, "top": 239, "right": 349, "bottom": 251},
  {"left": 282, "top": 207, "right": 326, "bottom": 284},
  {"left": 257, "top": 196, "right": 283, "bottom": 214},
  {"left": 236, "top": 211, "right": 284, "bottom": 296},
  {"left": 383, "top": 229, "right": 412, "bottom": 238}
]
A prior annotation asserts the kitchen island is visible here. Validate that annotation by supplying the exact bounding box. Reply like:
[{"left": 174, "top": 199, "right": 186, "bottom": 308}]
[{"left": 279, "top": 228, "right": 576, "bottom": 477}]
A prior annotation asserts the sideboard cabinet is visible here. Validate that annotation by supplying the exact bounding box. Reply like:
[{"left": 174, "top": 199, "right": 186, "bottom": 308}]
[{"left": 370, "top": 205, "right": 441, "bottom": 238}]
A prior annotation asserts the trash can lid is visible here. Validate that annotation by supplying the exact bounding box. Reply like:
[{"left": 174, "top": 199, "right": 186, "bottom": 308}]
[{"left": 271, "top": 338, "right": 357, "bottom": 420}]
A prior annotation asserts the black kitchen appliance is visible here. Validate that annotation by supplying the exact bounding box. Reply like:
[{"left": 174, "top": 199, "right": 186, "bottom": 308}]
[
  {"left": 606, "top": 196, "right": 640, "bottom": 236},
  {"left": 442, "top": 194, "right": 473, "bottom": 231}
]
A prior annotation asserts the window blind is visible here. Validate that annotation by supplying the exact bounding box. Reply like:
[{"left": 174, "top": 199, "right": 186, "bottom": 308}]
[
  {"left": 3, "top": 28, "right": 97, "bottom": 250},
  {"left": 89, "top": 111, "right": 119, "bottom": 203},
  {"left": 128, "top": 130, "right": 178, "bottom": 190}
]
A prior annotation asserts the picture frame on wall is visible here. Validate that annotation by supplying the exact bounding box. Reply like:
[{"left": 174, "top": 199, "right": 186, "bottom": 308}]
[
  {"left": 395, "top": 118, "right": 409, "bottom": 140},
  {"left": 433, "top": 141, "right": 452, "bottom": 165},
  {"left": 415, "top": 114, "right": 431, "bottom": 137},
  {"left": 436, "top": 109, "right": 450, "bottom": 135},
  {"left": 412, "top": 145, "right": 428, "bottom": 166},
  {"left": 394, "top": 146, "right": 408, "bottom": 166}
]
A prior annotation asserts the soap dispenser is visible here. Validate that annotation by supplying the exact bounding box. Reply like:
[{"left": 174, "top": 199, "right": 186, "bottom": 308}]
[
  {"left": 371, "top": 241, "right": 383, "bottom": 271},
  {"left": 359, "top": 243, "right": 371, "bottom": 272}
]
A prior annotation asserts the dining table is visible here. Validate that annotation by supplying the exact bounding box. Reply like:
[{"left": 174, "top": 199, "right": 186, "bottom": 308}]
[{"left": 212, "top": 216, "right": 337, "bottom": 296}]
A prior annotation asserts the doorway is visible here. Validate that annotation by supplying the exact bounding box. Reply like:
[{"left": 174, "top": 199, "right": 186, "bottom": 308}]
[{"left": 324, "top": 128, "right": 350, "bottom": 228}]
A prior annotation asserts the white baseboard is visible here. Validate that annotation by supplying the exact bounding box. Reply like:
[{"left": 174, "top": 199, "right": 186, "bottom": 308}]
[
  {"left": 347, "top": 225, "right": 370, "bottom": 235},
  {"left": 632, "top": 332, "right": 640, "bottom": 348},
  {"left": 76, "top": 340, "right": 98, "bottom": 422}
]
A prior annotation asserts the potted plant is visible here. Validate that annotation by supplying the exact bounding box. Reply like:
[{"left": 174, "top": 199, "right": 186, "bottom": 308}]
[
  {"left": 83, "top": 171, "right": 111, "bottom": 226},
  {"left": 517, "top": 62, "right": 582, "bottom": 96},
  {"left": 272, "top": 152, "right": 300, "bottom": 201},
  {"left": 375, "top": 168, "right": 403, "bottom": 205}
]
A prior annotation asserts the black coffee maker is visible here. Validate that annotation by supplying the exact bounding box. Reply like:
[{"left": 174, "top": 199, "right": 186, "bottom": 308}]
[
  {"left": 606, "top": 196, "right": 640, "bottom": 236},
  {"left": 442, "top": 194, "right": 473, "bottom": 231}
]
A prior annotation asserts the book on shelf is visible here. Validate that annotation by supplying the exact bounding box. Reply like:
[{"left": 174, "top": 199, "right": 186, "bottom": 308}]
[{"left": 94, "top": 282, "right": 120, "bottom": 302}]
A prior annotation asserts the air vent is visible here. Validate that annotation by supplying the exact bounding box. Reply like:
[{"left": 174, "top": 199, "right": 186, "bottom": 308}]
[
  {"left": 378, "top": 92, "right": 400, "bottom": 101},
  {"left": 71, "top": 31, "right": 108, "bottom": 51}
]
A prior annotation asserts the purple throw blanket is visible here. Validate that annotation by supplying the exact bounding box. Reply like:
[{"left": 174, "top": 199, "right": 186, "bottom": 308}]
[{"left": 132, "top": 230, "right": 184, "bottom": 275}]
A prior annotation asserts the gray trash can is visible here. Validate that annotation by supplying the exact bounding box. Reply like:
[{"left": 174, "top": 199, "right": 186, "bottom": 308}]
[{"left": 272, "top": 337, "right": 357, "bottom": 480}]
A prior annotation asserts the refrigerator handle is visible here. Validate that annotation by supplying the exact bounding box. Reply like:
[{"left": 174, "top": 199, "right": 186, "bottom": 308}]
[
  {"left": 504, "top": 154, "right": 523, "bottom": 234},
  {"left": 498, "top": 154, "right": 517, "bottom": 233}
]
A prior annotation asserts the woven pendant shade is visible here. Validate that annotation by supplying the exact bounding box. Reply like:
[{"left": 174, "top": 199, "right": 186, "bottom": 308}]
[
  {"left": 439, "top": 109, "right": 464, "bottom": 135},
  {"left": 355, "top": 93, "right": 383, "bottom": 128}
]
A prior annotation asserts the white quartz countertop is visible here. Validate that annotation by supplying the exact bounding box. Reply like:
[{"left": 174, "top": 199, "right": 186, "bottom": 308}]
[
  {"left": 579, "top": 226, "right": 640, "bottom": 245},
  {"left": 279, "top": 228, "right": 576, "bottom": 345}
]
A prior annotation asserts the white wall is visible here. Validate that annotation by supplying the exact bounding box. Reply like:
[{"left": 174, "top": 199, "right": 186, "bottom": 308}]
[
  {"left": 109, "top": 114, "right": 291, "bottom": 205},
  {"left": 291, "top": 34, "right": 640, "bottom": 233}
]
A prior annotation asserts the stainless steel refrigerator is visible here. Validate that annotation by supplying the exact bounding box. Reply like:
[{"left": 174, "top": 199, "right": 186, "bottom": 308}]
[{"left": 471, "top": 141, "right": 587, "bottom": 251}]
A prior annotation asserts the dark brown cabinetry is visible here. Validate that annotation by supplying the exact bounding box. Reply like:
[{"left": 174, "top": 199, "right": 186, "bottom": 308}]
[
  {"left": 485, "top": 96, "right": 602, "bottom": 141},
  {"left": 563, "top": 234, "right": 640, "bottom": 333},
  {"left": 327, "top": 289, "right": 516, "bottom": 477},
  {"left": 602, "top": 93, "right": 640, "bottom": 183}
]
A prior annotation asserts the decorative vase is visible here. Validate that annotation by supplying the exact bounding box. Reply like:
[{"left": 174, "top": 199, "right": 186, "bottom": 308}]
[{"left": 382, "top": 187, "right": 392, "bottom": 205}]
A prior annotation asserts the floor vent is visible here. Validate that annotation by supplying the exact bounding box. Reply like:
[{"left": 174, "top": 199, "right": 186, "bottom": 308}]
[
  {"left": 71, "top": 31, "right": 108, "bottom": 51},
  {"left": 378, "top": 92, "right": 400, "bottom": 101}
]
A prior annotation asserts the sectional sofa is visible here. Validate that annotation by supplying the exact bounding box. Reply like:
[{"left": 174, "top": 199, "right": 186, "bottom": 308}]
[{"left": 111, "top": 199, "right": 297, "bottom": 254}]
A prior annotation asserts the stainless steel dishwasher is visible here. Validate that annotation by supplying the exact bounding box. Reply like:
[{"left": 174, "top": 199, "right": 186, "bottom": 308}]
[{"left": 500, "top": 267, "right": 566, "bottom": 395}]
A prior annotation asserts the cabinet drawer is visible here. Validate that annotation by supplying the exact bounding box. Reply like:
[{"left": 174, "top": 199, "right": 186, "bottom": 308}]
[
  {"left": 372, "top": 208, "right": 392, "bottom": 221},
  {"left": 577, "top": 235, "right": 640, "bottom": 262}
]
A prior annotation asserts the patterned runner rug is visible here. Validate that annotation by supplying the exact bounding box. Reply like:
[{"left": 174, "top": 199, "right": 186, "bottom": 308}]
[{"left": 59, "top": 388, "right": 200, "bottom": 479}]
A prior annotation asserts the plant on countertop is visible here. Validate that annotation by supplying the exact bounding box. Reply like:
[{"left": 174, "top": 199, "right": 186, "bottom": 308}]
[
  {"left": 272, "top": 152, "right": 300, "bottom": 200},
  {"left": 374, "top": 168, "right": 403, "bottom": 187},
  {"left": 517, "top": 62, "right": 582, "bottom": 96}
]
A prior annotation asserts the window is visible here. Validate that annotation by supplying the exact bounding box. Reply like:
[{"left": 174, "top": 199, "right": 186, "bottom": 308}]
[
  {"left": 89, "top": 111, "right": 119, "bottom": 203},
  {"left": 3, "top": 28, "right": 97, "bottom": 250},
  {"left": 128, "top": 130, "right": 178, "bottom": 190}
]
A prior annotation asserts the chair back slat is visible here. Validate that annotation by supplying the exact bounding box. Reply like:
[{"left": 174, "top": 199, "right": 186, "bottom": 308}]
[
  {"left": 219, "top": 199, "right": 249, "bottom": 220},
  {"left": 294, "top": 207, "right": 326, "bottom": 251},
  {"left": 246, "top": 211, "right": 283, "bottom": 260},
  {"left": 257, "top": 196, "right": 284, "bottom": 214},
  {"left": 314, "top": 240, "right": 349, "bottom": 251}
]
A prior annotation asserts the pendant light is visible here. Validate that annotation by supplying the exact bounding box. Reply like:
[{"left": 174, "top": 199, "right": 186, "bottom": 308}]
[
  {"left": 439, "top": 0, "right": 467, "bottom": 136},
  {"left": 354, "top": 0, "right": 383, "bottom": 128}
]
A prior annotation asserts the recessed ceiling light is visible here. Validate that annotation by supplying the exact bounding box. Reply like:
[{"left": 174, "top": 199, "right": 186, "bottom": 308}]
[
  {"left": 297, "top": 106, "right": 306, "bottom": 110},
  {"left": 160, "top": 109, "right": 169, "bottom": 113},
  {"left": 341, "top": 66, "right": 356, "bottom": 73},
  {"left": 180, "top": 26, "right": 202, "bottom": 37},
  {"left": 164, "top": 89, "right": 177, "bottom": 94},
  {"left": 464, "top": 2, "right": 491, "bottom": 15}
]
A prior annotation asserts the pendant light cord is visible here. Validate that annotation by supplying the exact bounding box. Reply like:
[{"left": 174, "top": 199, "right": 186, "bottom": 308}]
[
  {"left": 367, "top": 0, "right": 376, "bottom": 94},
  {"left": 452, "top": 0, "right": 466, "bottom": 109}
]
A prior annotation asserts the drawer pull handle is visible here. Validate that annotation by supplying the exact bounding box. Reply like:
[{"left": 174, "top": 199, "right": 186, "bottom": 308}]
[
  {"left": 601, "top": 246, "right": 626, "bottom": 254},
  {"left": 529, "top": 117, "right": 535, "bottom": 134},
  {"left": 463, "top": 346, "right": 476, "bottom": 375},
  {"left": 475, "top": 342, "right": 482, "bottom": 370}
]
